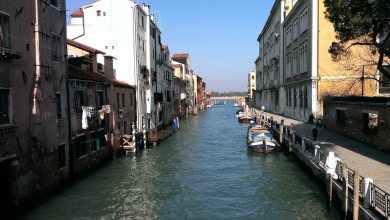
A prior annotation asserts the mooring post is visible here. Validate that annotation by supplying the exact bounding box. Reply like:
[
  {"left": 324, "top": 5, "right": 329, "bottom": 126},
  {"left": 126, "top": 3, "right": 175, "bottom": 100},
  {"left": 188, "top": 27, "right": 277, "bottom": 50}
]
[
  {"left": 314, "top": 145, "right": 320, "bottom": 164},
  {"left": 280, "top": 119, "right": 284, "bottom": 144},
  {"left": 353, "top": 169, "right": 360, "bottom": 220},
  {"left": 132, "top": 122, "right": 136, "bottom": 152},
  {"left": 363, "top": 178, "right": 373, "bottom": 208},
  {"left": 327, "top": 173, "right": 333, "bottom": 207},
  {"left": 342, "top": 164, "right": 349, "bottom": 218},
  {"left": 291, "top": 127, "right": 295, "bottom": 152}
]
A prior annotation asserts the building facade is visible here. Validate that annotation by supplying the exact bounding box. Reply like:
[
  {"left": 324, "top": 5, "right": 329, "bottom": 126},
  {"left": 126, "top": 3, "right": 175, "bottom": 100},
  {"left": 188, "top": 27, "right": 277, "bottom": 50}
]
[
  {"left": 255, "top": 0, "right": 285, "bottom": 113},
  {"left": 256, "top": 0, "right": 378, "bottom": 121},
  {"left": 67, "top": 0, "right": 159, "bottom": 133},
  {"left": 0, "top": 0, "right": 68, "bottom": 210},
  {"left": 248, "top": 70, "right": 256, "bottom": 102}
]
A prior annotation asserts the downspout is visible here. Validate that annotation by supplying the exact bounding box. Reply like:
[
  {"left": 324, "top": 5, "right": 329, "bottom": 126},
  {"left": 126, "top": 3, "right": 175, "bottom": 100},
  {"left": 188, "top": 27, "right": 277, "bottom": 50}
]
[
  {"left": 32, "top": 0, "right": 40, "bottom": 117},
  {"left": 311, "top": 0, "right": 319, "bottom": 116},
  {"left": 133, "top": 5, "right": 141, "bottom": 130},
  {"left": 72, "top": 8, "right": 85, "bottom": 41},
  {"left": 63, "top": 1, "right": 74, "bottom": 176}
]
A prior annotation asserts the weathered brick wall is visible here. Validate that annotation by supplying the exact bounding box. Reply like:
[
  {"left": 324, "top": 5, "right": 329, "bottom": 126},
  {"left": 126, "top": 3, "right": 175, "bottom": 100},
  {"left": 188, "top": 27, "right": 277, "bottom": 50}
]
[{"left": 324, "top": 99, "right": 390, "bottom": 152}]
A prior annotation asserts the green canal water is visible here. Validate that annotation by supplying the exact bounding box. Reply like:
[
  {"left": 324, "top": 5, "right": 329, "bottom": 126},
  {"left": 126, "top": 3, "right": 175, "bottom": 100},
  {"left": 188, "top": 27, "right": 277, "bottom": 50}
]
[{"left": 23, "top": 101, "right": 342, "bottom": 219}]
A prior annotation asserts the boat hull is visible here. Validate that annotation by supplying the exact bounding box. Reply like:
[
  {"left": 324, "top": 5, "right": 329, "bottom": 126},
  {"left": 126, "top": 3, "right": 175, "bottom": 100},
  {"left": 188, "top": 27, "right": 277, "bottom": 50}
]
[
  {"left": 239, "top": 118, "right": 253, "bottom": 123},
  {"left": 247, "top": 143, "right": 275, "bottom": 153}
]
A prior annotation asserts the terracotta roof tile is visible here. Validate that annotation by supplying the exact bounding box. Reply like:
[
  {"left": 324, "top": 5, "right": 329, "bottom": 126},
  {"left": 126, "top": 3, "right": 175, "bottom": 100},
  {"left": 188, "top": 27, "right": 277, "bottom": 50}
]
[
  {"left": 70, "top": 9, "right": 83, "bottom": 17},
  {"left": 172, "top": 53, "right": 189, "bottom": 58},
  {"left": 113, "top": 79, "right": 134, "bottom": 88}
]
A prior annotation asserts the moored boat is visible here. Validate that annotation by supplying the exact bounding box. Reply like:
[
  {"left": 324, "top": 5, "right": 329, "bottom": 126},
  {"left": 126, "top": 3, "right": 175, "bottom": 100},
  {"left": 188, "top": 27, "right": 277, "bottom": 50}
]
[
  {"left": 247, "top": 125, "right": 277, "bottom": 153},
  {"left": 238, "top": 112, "right": 254, "bottom": 123}
]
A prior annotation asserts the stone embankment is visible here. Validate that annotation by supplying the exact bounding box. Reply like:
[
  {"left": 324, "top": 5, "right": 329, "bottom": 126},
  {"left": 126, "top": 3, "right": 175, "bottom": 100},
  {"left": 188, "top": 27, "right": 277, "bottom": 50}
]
[{"left": 251, "top": 108, "right": 390, "bottom": 220}]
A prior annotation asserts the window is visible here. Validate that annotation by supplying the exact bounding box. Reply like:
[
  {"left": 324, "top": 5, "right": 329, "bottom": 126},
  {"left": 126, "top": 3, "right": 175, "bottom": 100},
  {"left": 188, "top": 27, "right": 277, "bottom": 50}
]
[
  {"left": 97, "top": 10, "right": 101, "bottom": 16},
  {"left": 292, "top": 19, "right": 299, "bottom": 40},
  {"left": 122, "top": 93, "right": 125, "bottom": 108},
  {"left": 76, "top": 135, "right": 87, "bottom": 158},
  {"left": 292, "top": 48, "right": 298, "bottom": 75},
  {"left": 117, "top": 93, "right": 120, "bottom": 109},
  {"left": 124, "top": 121, "right": 127, "bottom": 134},
  {"left": 363, "top": 112, "right": 379, "bottom": 132},
  {"left": 286, "top": 53, "right": 291, "bottom": 77},
  {"left": 299, "top": 87, "right": 303, "bottom": 108},
  {"left": 300, "top": 8, "right": 308, "bottom": 34},
  {"left": 336, "top": 109, "right": 346, "bottom": 125},
  {"left": 91, "top": 131, "right": 100, "bottom": 151},
  {"left": 379, "top": 66, "right": 390, "bottom": 94},
  {"left": 304, "top": 86, "right": 308, "bottom": 108},
  {"left": 103, "top": 12, "right": 106, "bottom": 16},
  {"left": 286, "top": 26, "right": 292, "bottom": 46},
  {"left": 52, "top": 34, "right": 61, "bottom": 61},
  {"left": 293, "top": 88, "right": 297, "bottom": 107},
  {"left": 50, "top": 0, "right": 58, "bottom": 7},
  {"left": 0, "top": 89, "right": 11, "bottom": 125},
  {"left": 95, "top": 91, "right": 103, "bottom": 108},
  {"left": 75, "top": 91, "right": 85, "bottom": 113},
  {"left": 99, "top": 130, "right": 106, "bottom": 149},
  {"left": 286, "top": 89, "right": 289, "bottom": 107},
  {"left": 58, "top": 144, "right": 65, "bottom": 169},
  {"left": 56, "top": 93, "right": 62, "bottom": 119},
  {"left": 0, "top": 14, "right": 10, "bottom": 47},
  {"left": 300, "top": 41, "right": 308, "bottom": 73},
  {"left": 141, "top": 16, "right": 144, "bottom": 28},
  {"left": 130, "top": 93, "right": 133, "bottom": 107}
]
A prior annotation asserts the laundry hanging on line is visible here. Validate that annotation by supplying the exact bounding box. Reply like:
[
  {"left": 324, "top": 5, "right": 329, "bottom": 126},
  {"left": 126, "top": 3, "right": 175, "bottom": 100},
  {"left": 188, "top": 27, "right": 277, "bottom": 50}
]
[{"left": 81, "top": 105, "right": 111, "bottom": 129}]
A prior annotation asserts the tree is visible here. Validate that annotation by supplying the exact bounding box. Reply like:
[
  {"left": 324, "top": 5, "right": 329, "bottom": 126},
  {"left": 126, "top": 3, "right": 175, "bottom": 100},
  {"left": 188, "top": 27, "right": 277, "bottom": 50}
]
[{"left": 324, "top": 0, "right": 390, "bottom": 77}]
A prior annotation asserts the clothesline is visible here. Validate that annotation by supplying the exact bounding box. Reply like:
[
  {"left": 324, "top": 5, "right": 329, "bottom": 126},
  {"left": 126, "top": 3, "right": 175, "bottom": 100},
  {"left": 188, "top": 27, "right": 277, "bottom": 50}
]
[{"left": 81, "top": 105, "right": 111, "bottom": 129}]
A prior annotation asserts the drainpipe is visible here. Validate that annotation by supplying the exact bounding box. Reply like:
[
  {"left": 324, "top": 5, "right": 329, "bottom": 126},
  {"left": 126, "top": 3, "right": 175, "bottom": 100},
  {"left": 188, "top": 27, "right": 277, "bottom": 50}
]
[
  {"left": 63, "top": 1, "right": 74, "bottom": 176},
  {"left": 72, "top": 8, "right": 85, "bottom": 41},
  {"left": 32, "top": 0, "right": 40, "bottom": 117},
  {"left": 311, "top": 0, "right": 319, "bottom": 116}
]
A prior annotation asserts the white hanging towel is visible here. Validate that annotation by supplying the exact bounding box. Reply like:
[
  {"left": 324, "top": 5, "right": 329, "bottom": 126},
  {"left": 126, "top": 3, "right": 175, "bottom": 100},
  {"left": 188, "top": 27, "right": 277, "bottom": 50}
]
[{"left": 81, "top": 107, "right": 88, "bottom": 129}]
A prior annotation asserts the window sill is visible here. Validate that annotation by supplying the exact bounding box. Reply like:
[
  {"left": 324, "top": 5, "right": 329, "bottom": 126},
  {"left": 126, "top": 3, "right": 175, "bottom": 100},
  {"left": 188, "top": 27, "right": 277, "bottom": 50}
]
[
  {"left": 49, "top": 4, "right": 61, "bottom": 11},
  {"left": 78, "top": 155, "right": 88, "bottom": 160},
  {"left": 0, "top": 124, "right": 16, "bottom": 133}
]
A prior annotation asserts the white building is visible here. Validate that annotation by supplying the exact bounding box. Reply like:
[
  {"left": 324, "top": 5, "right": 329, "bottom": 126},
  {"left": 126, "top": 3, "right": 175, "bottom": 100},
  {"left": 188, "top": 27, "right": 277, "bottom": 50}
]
[
  {"left": 248, "top": 70, "right": 256, "bottom": 100},
  {"left": 67, "top": 0, "right": 158, "bottom": 131},
  {"left": 255, "top": 0, "right": 286, "bottom": 114}
]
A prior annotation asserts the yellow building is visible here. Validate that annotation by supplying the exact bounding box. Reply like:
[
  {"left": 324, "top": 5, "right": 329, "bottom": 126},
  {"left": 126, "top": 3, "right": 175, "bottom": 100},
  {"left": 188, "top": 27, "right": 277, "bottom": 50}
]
[{"left": 257, "top": 0, "right": 379, "bottom": 121}]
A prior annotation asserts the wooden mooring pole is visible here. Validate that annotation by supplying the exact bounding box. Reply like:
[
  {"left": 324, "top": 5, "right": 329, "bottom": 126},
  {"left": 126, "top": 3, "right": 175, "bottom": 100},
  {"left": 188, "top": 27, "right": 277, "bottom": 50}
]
[
  {"left": 328, "top": 174, "right": 333, "bottom": 207},
  {"left": 353, "top": 170, "right": 360, "bottom": 220},
  {"left": 343, "top": 164, "right": 349, "bottom": 219},
  {"left": 279, "top": 119, "right": 284, "bottom": 144}
]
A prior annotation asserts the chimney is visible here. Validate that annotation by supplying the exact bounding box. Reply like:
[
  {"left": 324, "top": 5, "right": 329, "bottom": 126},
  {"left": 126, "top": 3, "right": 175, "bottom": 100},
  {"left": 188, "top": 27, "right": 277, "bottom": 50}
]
[
  {"left": 104, "top": 55, "right": 114, "bottom": 81},
  {"left": 142, "top": 3, "right": 150, "bottom": 14}
]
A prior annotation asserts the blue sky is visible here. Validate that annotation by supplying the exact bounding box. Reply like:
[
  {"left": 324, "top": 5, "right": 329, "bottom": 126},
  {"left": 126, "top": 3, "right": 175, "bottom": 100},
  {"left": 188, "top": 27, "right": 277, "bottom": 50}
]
[{"left": 66, "top": 0, "right": 275, "bottom": 92}]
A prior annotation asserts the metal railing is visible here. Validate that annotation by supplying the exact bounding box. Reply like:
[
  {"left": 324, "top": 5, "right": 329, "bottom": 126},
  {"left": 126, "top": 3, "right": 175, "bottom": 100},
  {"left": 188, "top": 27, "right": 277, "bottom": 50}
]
[
  {"left": 255, "top": 108, "right": 390, "bottom": 219},
  {"left": 371, "top": 183, "right": 390, "bottom": 218}
]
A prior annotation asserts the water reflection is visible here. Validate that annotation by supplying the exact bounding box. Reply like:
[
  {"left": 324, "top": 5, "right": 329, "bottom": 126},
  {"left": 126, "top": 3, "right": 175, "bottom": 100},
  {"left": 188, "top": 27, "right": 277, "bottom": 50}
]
[{"left": 24, "top": 100, "right": 341, "bottom": 219}]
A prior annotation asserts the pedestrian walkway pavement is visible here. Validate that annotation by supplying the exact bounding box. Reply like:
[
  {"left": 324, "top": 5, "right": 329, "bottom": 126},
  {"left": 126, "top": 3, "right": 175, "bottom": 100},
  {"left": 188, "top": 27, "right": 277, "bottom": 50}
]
[{"left": 262, "top": 111, "right": 390, "bottom": 193}]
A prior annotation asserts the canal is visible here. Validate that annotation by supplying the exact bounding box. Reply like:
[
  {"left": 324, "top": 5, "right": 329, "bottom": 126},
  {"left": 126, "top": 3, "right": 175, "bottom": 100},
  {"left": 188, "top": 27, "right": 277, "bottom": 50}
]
[{"left": 23, "top": 101, "right": 342, "bottom": 219}]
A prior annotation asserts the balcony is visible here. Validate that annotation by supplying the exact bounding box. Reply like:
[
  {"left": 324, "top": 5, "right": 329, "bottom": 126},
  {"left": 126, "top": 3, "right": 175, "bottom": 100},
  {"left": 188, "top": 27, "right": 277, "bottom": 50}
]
[{"left": 0, "top": 46, "right": 21, "bottom": 60}]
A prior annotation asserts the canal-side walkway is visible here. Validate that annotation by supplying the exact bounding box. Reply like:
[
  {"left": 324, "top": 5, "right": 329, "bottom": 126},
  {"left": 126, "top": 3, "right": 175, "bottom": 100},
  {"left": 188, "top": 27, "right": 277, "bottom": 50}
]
[{"left": 260, "top": 111, "right": 390, "bottom": 193}]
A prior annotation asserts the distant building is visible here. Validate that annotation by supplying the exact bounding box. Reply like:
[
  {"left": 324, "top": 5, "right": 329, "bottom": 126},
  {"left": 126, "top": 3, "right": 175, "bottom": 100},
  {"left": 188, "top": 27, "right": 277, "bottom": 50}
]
[
  {"left": 248, "top": 70, "right": 256, "bottom": 102},
  {"left": 172, "top": 53, "right": 194, "bottom": 114}
]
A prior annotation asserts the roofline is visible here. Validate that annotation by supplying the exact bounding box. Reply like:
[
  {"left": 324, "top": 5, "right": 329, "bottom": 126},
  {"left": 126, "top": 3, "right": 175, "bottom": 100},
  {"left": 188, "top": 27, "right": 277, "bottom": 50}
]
[
  {"left": 67, "top": 39, "right": 105, "bottom": 55},
  {"left": 259, "top": 0, "right": 281, "bottom": 38}
]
